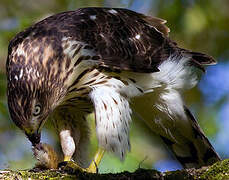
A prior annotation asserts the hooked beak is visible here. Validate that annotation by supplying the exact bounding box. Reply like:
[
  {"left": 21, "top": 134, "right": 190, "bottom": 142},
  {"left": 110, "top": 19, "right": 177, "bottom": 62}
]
[{"left": 26, "top": 132, "right": 41, "bottom": 146}]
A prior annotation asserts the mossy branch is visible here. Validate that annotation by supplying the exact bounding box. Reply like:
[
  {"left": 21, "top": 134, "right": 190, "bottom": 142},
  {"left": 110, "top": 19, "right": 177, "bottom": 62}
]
[{"left": 1, "top": 159, "right": 229, "bottom": 180}]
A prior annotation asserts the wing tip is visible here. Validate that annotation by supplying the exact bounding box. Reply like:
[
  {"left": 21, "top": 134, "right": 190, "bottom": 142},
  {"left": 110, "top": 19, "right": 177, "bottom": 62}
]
[
  {"left": 181, "top": 50, "right": 217, "bottom": 71},
  {"left": 141, "top": 15, "right": 170, "bottom": 37}
]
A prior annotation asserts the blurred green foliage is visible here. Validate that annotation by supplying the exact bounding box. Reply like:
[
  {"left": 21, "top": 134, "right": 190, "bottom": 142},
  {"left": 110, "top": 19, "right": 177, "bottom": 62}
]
[{"left": 0, "top": 0, "right": 228, "bottom": 173}]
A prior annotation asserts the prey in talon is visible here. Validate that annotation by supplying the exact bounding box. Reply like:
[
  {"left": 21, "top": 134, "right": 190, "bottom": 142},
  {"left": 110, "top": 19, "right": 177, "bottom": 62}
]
[
  {"left": 32, "top": 143, "right": 59, "bottom": 170},
  {"left": 32, "top": 142, "right": 100, "bottom": 173},
  {"left": 7, "top": 7, "right": 220, "bottom": 173}
]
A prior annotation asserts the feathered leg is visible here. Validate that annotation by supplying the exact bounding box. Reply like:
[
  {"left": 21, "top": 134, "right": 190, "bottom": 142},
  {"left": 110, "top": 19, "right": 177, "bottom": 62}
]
[
  {"left": 49, "top": 107, "right": 102, "bottom": 172},
  {"left": 52, "top": 107, "right": 90, "bottom": 166},
  {"left": 89, "top": 86, "right": 132, "bottom": 160}
]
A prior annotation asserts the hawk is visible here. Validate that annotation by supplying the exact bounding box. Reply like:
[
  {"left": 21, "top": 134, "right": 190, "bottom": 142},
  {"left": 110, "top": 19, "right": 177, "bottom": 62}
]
[{"left": 6, "top": 7, "right": 220, "bottom": 171}]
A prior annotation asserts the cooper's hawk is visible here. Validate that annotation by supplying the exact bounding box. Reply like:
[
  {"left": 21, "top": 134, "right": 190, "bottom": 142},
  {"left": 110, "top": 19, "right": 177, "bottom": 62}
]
[{"left": 6, "top": 7, "right": 220, "bottom": 171}]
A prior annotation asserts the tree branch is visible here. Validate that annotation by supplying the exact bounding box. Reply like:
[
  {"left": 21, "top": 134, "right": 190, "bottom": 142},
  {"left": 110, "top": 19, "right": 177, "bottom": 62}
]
[{"left": 1, "top": 159, "right": 229, "bottom": 179}]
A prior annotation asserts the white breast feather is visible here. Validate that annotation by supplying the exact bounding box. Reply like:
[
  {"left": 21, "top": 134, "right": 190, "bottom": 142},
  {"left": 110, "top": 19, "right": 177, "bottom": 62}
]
[
  {"left": 154, "top": 56, "right": 200, "bottom": 90},
  {"left": 89, "top": 86, "right": 132, "bottom": 160},
  {"left": 122, "top": 55, "right": 200, "bottom": 94}
]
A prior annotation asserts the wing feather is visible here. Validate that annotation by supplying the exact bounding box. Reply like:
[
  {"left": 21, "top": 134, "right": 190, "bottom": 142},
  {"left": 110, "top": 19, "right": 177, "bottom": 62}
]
[{"left": 8, "top": 7, "right": 216, "bottom": 74}]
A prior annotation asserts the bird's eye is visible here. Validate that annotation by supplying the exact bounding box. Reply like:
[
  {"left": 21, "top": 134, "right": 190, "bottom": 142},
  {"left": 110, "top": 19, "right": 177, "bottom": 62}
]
[{"left": 33, "top": 104, "right": 41, "bottom": 116}]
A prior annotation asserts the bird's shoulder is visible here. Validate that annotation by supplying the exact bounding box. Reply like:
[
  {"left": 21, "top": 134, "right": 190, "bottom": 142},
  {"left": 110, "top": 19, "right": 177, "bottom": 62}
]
[
  {"left": 58, "top": 8, "right": 173, "bottom": 73},
  {"left": 8, "top": 7, "right": 175, "bottom": 73}
]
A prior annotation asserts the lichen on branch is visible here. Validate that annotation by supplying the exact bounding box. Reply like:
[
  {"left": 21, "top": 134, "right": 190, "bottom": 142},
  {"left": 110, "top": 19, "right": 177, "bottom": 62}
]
[{"left": 1, "top": 159, "right": 229, "bottom": 180}]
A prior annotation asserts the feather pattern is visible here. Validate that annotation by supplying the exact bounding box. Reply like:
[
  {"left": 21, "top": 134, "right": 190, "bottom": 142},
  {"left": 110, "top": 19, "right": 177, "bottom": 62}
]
[
  {"left": 6, "top": 7, "right": 220, "bottom": 169},
  {"left": 90, "top": 86, "right": 132, "bottom": 160}
]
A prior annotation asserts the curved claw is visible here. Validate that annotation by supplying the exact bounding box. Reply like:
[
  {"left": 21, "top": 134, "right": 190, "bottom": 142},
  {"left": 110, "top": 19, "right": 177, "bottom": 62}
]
[
  {"left": 85, "top": 160, "right": 98, "bottom": 173},
  {"left": 58, "top": 148, "right": 105, "bottom": 174},
  {"left": 58, "top": 161, "right": 84, "bottom": 173},
  {"left": 58, "top": 161, "right": 96, "bottom": 173}
]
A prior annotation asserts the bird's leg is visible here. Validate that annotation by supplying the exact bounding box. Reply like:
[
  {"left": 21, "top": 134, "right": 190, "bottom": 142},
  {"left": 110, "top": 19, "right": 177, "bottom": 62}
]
[
  {"left": 58, "top": 129, "right": 105, "bottom": 173},
  {"left": 86, "top": 148, "right": 105, "bottom": 173},
  {"left": 58, "top": 129, "right": 84, "bottom": 171},
  {"left": 61, "top": 148, "right": 105, "bottom": 173},
  {"left": 59, "top": 129, "right": 76, "bottom": 162}
]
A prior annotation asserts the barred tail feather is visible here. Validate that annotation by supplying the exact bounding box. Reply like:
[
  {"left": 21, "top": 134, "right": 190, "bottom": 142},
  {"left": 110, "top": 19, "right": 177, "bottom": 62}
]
[
  {"left": 160, "top": 107, "right": 221, "bottom": 168},
  {"left": 132, "top": 91, "right": 220, "bottom": 168},
  {"left": 184, "top": 107, "right": 221, "bottom": 166}
]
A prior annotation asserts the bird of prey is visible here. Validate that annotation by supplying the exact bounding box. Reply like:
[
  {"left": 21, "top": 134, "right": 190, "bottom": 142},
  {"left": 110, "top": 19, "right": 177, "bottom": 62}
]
[{"left": 6, "top": 7, "right": 221, "bottom": 171}]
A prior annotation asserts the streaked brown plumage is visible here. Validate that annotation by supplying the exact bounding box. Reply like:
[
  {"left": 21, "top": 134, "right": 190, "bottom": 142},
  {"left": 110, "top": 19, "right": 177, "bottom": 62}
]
[{"left": 6, "top": 7, "right": 220, "bottom": 170}]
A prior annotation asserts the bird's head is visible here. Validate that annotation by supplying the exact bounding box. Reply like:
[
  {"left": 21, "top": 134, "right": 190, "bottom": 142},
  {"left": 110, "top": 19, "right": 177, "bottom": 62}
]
[
  {"left": 6, "top": 34, "right": 67, "bottom": 146},
  {"left": 6, "top": 68, "right": 55, "bottom": 145}
]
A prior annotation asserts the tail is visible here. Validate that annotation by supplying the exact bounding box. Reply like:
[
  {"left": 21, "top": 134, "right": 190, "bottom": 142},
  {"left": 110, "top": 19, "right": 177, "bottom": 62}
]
[
  {"left": 160, "top": 107, "right": 221, "bottom": 168},
  {"left": 131, "top": 91, "right": 221, "bottom": 169}
]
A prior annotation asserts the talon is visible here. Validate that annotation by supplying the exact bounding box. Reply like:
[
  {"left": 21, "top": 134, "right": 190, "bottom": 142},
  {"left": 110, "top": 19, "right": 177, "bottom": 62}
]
[
  {"left": 86, "top": 148, "right": 105, "bottom": 173},
  {"left": 59, "top": 148, "right": 105, "bottom": 173},
  {"left": 94, "top": 160, "right": 98, "bottom": 173},
  {"left": 85, "top": 160, "right": 98, "bottom": 173},
  {"left": 58, "top": 160, "right": 99, "bottom": 173},
  {"left": 58, "top": 161, "right": 85, "bottom": 173},
  {"left": 58, "top": 161, "right": 68, "bottom": 168}
]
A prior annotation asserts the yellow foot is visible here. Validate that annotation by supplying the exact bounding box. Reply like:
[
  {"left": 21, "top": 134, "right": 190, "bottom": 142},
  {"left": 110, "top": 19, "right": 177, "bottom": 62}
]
[
  {"left": 59, "top": 148, "right": 105, "bottom": 174},
  {"left": 58, "top": 161, "right": 89, "bottom": 173},
  {"left": 87, "top": 148, "right": 105, "bottom": 173},
  {"left": 58, "top": 160, "right": 99, "bottom": 173}
]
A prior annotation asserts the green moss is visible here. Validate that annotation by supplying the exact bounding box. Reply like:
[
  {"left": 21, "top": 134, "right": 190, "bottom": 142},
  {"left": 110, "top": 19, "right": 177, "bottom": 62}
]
[
  {"left": 165, "top": 169, "right": 193, "bottom": 179},
  {"left": 200, "top": 159, "right": 229, "bottom": 180},
  {"left": 1, "top": 160, "right": 229, "bottom": 180},
  {"left": 0, "top": 170, "right": 76, "bottom": 179}
]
